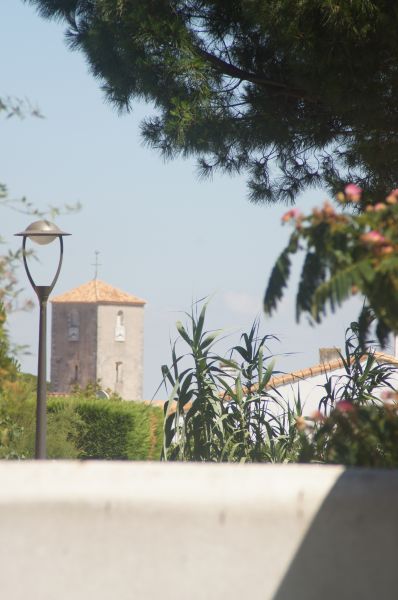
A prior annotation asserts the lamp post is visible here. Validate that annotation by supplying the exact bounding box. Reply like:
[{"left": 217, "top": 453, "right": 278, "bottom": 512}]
[{"left": 15, "top": 220, "right": 70, "bottom": 459}]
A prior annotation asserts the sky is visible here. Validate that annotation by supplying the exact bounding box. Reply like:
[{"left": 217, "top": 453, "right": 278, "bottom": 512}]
[{"left": 1, "top": 1, "right": 384, "bottom": 399}]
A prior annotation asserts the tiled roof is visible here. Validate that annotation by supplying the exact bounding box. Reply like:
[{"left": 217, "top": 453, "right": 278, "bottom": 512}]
[
  {"left": 218, "top": 351, "right": 398, "bottom": 400},
  {"left": 147, "top": 352, "right": 398, "bottom": 414},
  {"left": 51, "top": 279, "right": 146, "bottom": 305},
  {"left": 268, "top": 351, "right": 398, "bottom": 389}
]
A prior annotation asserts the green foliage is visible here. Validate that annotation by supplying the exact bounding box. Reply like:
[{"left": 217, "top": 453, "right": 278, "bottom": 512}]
[
  {"left": 162, "top": 301, "right": 304, "bottom": 462},
  {"left": 0, "top": 96, "right": 78, "bottom": 309},
  {"left": 0, "top": 96, "right": 80, "bottom": 376},
  {"left": 0, "top": 415, "right": 25, "bottom": 459},
  {"left": 318, "top": 325, "right": 397, "bottom": 414},
  {"left": 26, "top": 1, "right": 398, "bottom": 202},
  {"left": 0, "top": 96, "right": 42, "bottom": 119},
  {"left": 163, "top": 304, "right": 398, "bottom": 467},
  {"left": 264, "top": 190, "right": 398, "bottom": 345},
  {"left": 305, "top": 404, "right": 398, "bottom": 468},
  {"left": 0, "top": 379, "right": 81, "bottom": 459},
  {"left": 72, "top": 398, "right": 162, "bottom": 460},
  {"left": 70, "top": 380, "right": 120, "bottom": 400},
  {"left": 297, "top": 325, "right": 398, "bottom": 467},
  {"left": 0, "top": 304, "right": 19, "bottom": 389},
  {"left": 0, "top": 377, "right": 163, "bottom": 460}
]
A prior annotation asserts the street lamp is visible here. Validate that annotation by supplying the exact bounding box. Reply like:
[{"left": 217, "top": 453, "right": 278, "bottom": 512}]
[{"left": 15, "top": 220, "right": 70, "bottom": 459}]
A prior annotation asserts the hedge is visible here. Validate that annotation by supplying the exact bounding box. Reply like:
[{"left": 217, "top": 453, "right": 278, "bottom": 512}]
[
  {"left": 0, "top": 388, "right": 163, "bottom": 460},
  {"left": 70, "top": 399, "right": 163, "bottom": 460}
]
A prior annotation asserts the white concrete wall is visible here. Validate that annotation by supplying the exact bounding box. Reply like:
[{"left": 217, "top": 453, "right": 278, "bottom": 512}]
[{"left": 1, "top": 462, "right": 398, "bottom": 600}]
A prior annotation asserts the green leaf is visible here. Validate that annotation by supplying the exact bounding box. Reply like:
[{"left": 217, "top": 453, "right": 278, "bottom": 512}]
[
  {"left": 264, "top": 238, "right": 297, "bottom": 315},
  {"left": 176, "top": 321, "right": 192, "bottom": 345}
]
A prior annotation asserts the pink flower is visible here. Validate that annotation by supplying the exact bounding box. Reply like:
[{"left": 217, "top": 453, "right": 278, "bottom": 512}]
[
  {"left": 360, "top": 230, "right": 388, "bottom": 246},
  {"left": 345, "top": 183, "right": 362, "bottom": 195},
  {"left": 322, "top": 201, "right": 336, "bottom": 216},
  {"left": 335, "top": 401, "right": 355, "bottom": 413},
  {"left": 311, "top": 410, "right": 325, "bottom": 422},
  {"left": 386, "top": 194, "right": 398, "bottom": 205},
  {"left": 281, "top": 208, "right": 302, "bottom": 223},
  {"left": 378, "top": 245, "right": 394, "bottom": 256},
  {"left": 380, "top": 390, "right": 396, "bottom": 401},
  {"left": 374, "top": 202, "right": 387, "bottom": 211},
  {"left": 344, "top": 183, "right": 363, "bottom": 202}
]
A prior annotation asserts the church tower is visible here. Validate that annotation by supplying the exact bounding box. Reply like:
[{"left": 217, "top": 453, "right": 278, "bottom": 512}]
[{"left": 50, "top": 280, "right": 146, "bottom": 399}]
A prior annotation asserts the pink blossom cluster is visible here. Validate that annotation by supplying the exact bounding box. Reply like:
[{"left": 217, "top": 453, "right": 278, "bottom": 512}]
[
  {"left": 344, "top": 183, "right": 362, "bottom": 202},
  {"left": 281, "top": 208, "right": 302, "bottom": 223},
  {"left": 335, "top": 400, "right": 355, "bottom": 413},
  {"left": 360, "top": 230, "right": 388, "bottom": 245}
]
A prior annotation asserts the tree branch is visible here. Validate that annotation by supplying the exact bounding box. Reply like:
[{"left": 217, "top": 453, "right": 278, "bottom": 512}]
[{"left": 196, "top": 48, "right": 320, "bottom": 104}]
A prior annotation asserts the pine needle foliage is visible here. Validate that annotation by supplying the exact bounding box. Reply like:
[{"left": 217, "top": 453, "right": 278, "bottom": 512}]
[
  {"left": 264, "top": 190, "right": 398, "bottom": 346},
  {"left": 24, "top": 0, "right": 398, "bottom": 202}
]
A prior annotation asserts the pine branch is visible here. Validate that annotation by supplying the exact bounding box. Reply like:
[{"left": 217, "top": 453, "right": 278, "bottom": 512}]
[{"left": 195, "top": 48, "right": 320, "bottom": 104}]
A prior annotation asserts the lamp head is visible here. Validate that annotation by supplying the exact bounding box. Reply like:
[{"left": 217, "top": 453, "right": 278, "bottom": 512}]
[{"left": 15, "top": 220, "right": 70, "bottom": 245}]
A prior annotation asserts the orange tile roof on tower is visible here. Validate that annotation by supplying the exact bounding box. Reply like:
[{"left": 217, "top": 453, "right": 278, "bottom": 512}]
[{"left": 51, "top": 279, "right": 146, "bottom": 305}]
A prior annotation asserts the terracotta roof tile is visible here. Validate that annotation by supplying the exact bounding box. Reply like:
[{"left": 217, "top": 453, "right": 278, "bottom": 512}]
[
  {"left": 151, "top": 352, "right": 398, "bottom": 414},
  {"left": 268, "top": 351, "right": 398, "bottom": 389},
  {"left": 51, "top": 279, "right": 146, "bottom": 305},
  {"left": 217, "top": 351, "right": 398, "bottom": 399}
]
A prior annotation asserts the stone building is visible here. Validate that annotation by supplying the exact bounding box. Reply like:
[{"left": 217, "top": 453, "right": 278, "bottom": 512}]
[{"left": 50, "top": 279, "right": 146, "bottom": 399}]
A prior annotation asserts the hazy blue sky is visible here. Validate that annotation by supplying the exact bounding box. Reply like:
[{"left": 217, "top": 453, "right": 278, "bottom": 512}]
[{"left": 1, "top": 1, "right": 378, "bottom": 399}]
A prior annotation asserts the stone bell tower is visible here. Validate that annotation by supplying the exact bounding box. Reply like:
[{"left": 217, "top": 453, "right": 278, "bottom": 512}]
[{"left": 50, "top": 279, "right": 146, "bottom": 400}]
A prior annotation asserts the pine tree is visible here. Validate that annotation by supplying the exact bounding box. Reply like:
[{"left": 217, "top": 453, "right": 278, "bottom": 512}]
[{"left": 26, "top": 1, "right": 398, "bottom": 203}]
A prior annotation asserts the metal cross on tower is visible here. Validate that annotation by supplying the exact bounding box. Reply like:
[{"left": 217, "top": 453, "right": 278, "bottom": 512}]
[{"left": 92, "top": 250, "right": 102, "bottom": 280}]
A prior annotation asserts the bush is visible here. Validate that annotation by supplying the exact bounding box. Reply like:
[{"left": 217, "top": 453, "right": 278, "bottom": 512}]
[
  {"left": 0, "top": 303, "right": 19, "bottom": 391},
  {"left": 162, "top": 302, "right": 398, "bottom": 466},
  {"left": 300, "top": 403, "right": 398, "bottom": 468},
  {"left": 161, "top": 301, "right": 302, "bottom": 462},
  {"left": 0, "top": 380, "right": 163, "bottom": 460},
  {"left": 70, "top": 398, "right": 163, "bottom": 460},
  {"left": 0, "top": 379, "right": 35, "bottom": 458}
]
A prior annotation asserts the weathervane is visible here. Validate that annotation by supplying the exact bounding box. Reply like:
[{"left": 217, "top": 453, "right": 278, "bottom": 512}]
[{"left": 92, "top": 250, "right": 102, "bottom": 280}]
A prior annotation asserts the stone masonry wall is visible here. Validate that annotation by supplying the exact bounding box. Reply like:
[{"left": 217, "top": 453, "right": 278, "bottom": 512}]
[
  {"left": 50, "top": 303, "right": 97, "bottom": 393},
  {"left": 96, "top": 304, "right": 144, "bottom": 400}
]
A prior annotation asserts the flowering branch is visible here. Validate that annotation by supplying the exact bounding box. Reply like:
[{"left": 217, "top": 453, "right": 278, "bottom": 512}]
[{"left": 264, "top": 185, "right": 398, "bottom": 346}]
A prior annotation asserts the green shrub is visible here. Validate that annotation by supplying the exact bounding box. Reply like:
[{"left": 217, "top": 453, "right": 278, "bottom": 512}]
[
  {"left": 46, "top": 399, "right": 82, "bottom": 459},
  {"left": 48, "top": 397, "right": 163, "bottom": 460},
  {"left": 162, "top": 302, "right": 398, "bottom": 466},
  {"left": 161, "top": 301, "right": 302, "bottom": 462},
  {"left": 0, "top": 303, "right": 19, "bottom": 391},
  {"left": 0, "top": 383, "right": 163, "bottom": 460},
  {"left": 0, "top": 379, "right": 35, "bottom": 458},
  {"left": 0, "top": 383, "right": 82, "bottom": 459},
  {"left": 301, "top": 403, "right": 398, "bottom": 467}
]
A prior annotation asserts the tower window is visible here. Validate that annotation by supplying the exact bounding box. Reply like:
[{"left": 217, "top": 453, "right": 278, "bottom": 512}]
[
  {"left": 69, "top": 364, "right": 79, "bottom": 386},
  {"left": 115, "top": 310, "right": 126, "bottom": 342},
  {"left": 115, "top": 361, "right": 123, "bottom": 383},
  {"left": 67, "top": 309, "right": 80, "bottom": 341}
]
